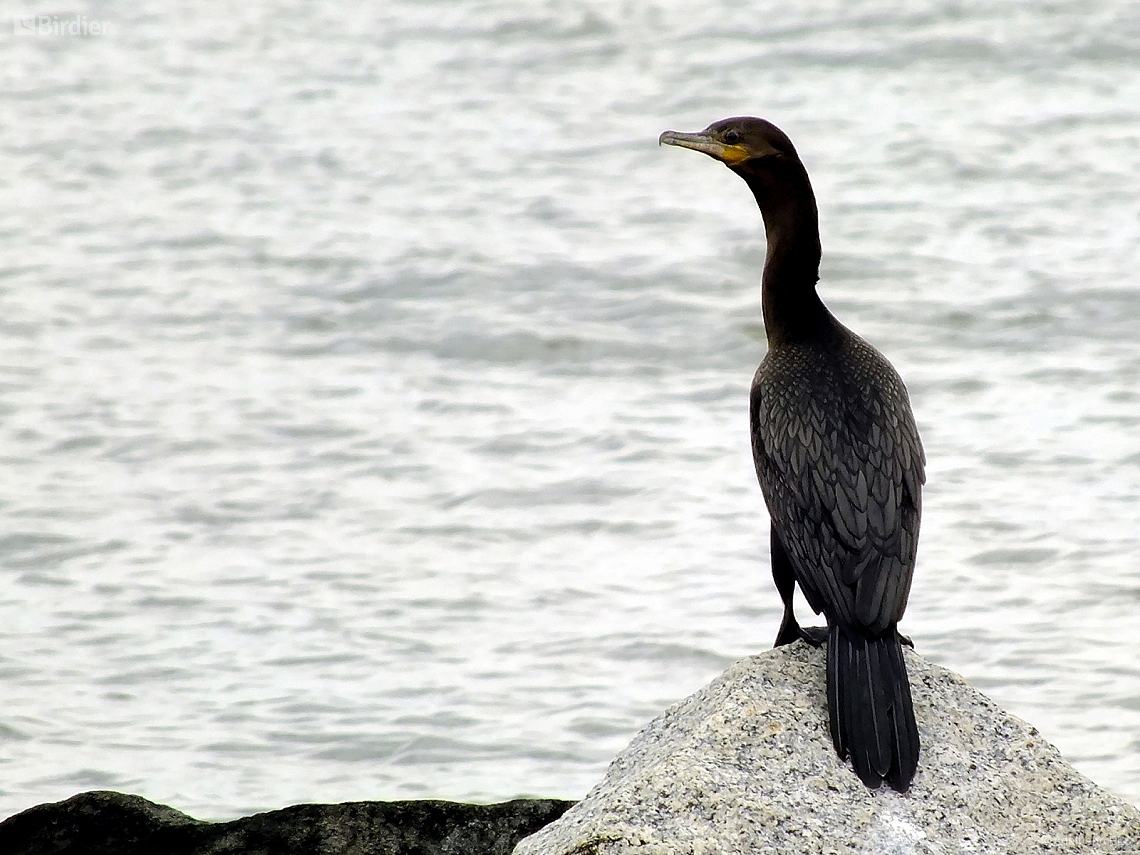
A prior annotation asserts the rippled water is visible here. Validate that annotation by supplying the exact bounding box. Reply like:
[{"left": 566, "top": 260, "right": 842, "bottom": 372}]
[{"left": 1, "top": 0, "right": 1138, "bottom": 820}]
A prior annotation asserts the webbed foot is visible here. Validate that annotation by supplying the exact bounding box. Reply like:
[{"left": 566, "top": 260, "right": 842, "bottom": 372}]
[
  {"left": 774, "top": 618, "right": 828, "bottom": 648},
  {"left": 798, "top": 625, "right": 828, "bottom": 647}
]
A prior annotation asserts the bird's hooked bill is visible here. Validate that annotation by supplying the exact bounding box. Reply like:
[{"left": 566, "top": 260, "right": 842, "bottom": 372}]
[{"left": 659, "top": 129, "right": 749, "bottom": 165}]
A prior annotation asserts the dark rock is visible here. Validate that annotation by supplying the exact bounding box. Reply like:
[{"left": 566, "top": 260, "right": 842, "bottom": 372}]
[{"left": 0, "top": 790, "right": 575, "bottom": 855}]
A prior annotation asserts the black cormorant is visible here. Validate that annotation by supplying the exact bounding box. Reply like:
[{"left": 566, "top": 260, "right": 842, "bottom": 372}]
[{"left": 660, "top": 117, "right": 924, "bottom": 792}]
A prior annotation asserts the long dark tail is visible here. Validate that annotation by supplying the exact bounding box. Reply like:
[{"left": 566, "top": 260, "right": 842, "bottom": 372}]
[{"left": 826, "top": 624, "right": 919, "bottom": 791}]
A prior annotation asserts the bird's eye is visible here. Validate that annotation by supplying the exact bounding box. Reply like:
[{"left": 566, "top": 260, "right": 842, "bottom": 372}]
[{"left": 724, "top": 130, "right": 741, "bottom": 145}]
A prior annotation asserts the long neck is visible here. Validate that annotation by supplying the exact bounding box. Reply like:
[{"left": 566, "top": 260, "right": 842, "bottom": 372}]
[{"left": 743, "top": 161, "right": 828, "bottom": 346}]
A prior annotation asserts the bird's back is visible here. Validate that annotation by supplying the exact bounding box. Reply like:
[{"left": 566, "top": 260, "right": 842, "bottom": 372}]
[{"left": 750, "top": 317, "right": 925, "bottom": 633}]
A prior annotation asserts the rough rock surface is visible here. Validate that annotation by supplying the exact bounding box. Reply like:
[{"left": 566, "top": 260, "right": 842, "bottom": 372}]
[
  {"left": 515, "top": 643, "right": 1140, "bottom": 855},
  {"left": 0, "top": 790, "right": 574, "bottom": 855}
]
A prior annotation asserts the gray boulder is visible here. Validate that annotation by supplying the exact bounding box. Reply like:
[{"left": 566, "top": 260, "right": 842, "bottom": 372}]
[
  {"left": 0, "top": 790, "right": 574, "bottom": 855},
  {"left": 514, "top": 643, "right": 1140, "bottom": 855}
]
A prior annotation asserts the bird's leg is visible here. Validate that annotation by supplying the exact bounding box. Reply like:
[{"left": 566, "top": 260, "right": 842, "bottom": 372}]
[
  {"left": 771, "top": 527, "right": 827, "bottom": 647},
  {"left": 771, "top": 526, "right": 800, "bottom": 646}
]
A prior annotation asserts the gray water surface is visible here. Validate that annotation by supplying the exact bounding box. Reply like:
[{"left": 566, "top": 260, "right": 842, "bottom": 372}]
[{"left": 1, "top": 0, "right": 1138, "bottom": 819}]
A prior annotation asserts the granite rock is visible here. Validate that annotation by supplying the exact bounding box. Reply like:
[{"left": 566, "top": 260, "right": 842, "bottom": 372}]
[
  {"left": 0, "top": 790, "right": 574, "bottom": 855},
  {"left": 514, "top": 642, "right": 1140, "bottom": 855}
]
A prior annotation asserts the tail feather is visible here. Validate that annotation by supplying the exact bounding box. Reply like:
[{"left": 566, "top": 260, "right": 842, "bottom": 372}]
[
  {"left": 826, "top": 630, "right": 845, "bottom": 759},
  {"left": 862, "top": 637, "right": 892, "bottom": 778},
  {"left": 887, "top": 636, "right": 920, "bottom": 784},
  {"left": 826, "top": 624, "right": 919, "bottom": 791}
]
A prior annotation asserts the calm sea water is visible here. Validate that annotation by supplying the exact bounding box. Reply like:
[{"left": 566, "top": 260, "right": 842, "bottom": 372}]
[{"left": 1, "top": 0, "right": 1138, "bottom": 820}]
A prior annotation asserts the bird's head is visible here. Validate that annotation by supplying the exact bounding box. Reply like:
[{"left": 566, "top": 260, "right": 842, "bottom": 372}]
[{"left": 659, "top": 116, "right": 799, "bottom": 174}]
